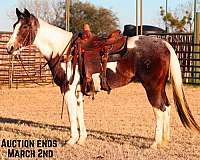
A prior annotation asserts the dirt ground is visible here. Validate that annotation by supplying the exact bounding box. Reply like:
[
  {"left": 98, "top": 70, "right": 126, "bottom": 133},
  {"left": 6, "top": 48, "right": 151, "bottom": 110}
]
[{"left": 0, "top": 83, "right": 200, "bottom": 160}]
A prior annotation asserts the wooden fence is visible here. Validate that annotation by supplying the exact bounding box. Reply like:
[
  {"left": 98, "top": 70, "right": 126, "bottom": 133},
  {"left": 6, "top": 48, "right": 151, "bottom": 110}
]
[
  {"left": 0, "top": 32, "right": 53, "bottom": 88},
  {"left": 1, "top": 32, "right": 200, "bottom": 87}
]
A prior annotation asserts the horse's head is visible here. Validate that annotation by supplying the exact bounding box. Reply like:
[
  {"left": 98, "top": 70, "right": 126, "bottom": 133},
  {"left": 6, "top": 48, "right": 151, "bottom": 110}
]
[{"left": 7, "top": 8, "right": 39, "bottom": 54}]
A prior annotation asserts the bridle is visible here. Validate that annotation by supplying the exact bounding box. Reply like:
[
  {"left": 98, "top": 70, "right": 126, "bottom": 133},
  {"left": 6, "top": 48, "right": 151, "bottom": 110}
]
[{"left": 21, "top": 25, "right": 34, "bottom": 47}]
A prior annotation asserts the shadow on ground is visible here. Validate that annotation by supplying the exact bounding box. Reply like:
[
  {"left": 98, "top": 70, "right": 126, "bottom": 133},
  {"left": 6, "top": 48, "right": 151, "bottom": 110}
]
[{"left": 0, "top": 117, "right": 153, "bottom": 148}]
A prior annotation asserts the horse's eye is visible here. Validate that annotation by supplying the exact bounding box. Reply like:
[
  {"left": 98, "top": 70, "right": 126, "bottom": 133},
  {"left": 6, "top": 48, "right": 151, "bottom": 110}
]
[{"left": 22, "top": 25, "right": 29, "bottom": 29}]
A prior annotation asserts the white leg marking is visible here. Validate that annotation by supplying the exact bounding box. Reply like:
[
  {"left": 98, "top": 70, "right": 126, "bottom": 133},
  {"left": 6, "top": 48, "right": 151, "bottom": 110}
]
[
  {"left": 64, "top": 64, "right": 80, "bottom": 145},
  {"left": 65, "top": 90, "right": 79, "bottom": 145},
  {"left": 152, "top": 106, "right": 171, "bottom": 149},
  {"left": 163, "top": 105, "right": 171, "bottom": 144},
  {"left": 152, "top": 107, "right": 164, "bottom": 148},
  {"left": 76, "top": 89, "right": 87, "bottom": 145},
  {"left": 107, "top": 62, "right": 117, "bottom": 73}
]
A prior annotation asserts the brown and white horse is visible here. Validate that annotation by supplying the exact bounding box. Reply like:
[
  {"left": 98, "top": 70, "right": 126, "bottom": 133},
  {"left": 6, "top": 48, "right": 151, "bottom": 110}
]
[{"left": 7, "top": 8, "right": 200, "bottom": 148}]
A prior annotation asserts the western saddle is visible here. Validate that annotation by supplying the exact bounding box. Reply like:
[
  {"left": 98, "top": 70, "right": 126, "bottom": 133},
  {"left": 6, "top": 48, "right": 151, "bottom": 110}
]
[{"left": 71, "top": 29, "right": 127, "bottom": 98}]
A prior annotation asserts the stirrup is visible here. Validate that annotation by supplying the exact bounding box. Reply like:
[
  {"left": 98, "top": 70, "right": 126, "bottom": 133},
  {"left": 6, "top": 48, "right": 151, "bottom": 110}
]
[
  {"left": 81, "top": 79, "right": 95, "bottom": 99},
  {"left": 100, "top": 75, "right": 111, "bottom": 94}
]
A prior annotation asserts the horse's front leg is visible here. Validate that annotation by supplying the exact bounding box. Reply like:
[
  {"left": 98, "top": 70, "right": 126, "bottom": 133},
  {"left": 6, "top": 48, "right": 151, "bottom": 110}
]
[
  {"left": 64, "top": 90, "right": 79, "bottom": 145},
  {"left": 76, "top": 87, "right": 87, "bottom": 145}
]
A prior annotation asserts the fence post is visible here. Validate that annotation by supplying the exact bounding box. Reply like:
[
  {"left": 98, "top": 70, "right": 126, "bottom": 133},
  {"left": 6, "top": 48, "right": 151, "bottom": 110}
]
[
  {"left": 194, "top": 12, "right": 200, "bottom": 84},
  {"left": 9, "top": 55, "right": 14, "bottom": 88}
]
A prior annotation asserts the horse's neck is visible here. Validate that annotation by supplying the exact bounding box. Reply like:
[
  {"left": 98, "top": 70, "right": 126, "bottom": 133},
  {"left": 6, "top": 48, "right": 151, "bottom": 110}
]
[{"left": 33, "top": 19, "right": 73, "bottom": 60}]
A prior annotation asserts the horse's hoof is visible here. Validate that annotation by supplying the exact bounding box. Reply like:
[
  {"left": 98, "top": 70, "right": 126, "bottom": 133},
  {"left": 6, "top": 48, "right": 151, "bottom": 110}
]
[
  {"left": 150, "top": 142, "right": 163, "bottom": 149},
  {"left": 150, "top": 141, "right": 169, "bottom": 149},
  {"left": 162, "top": 140, "right": 169, "bottom": 146},
  {"left": 67, "top": 137, "right": 79, "bottom": 145},
  {"left": 150, "top": 142, "right": 158, "bottom": 150},
  {"left": 77, "top": 137, "right": 87, "bottom": 146}
]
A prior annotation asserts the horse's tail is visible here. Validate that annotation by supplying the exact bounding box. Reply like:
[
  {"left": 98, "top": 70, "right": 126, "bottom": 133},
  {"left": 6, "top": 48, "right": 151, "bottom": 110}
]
[{"left": 165, "top": 41, "right": 200, "bottom": 132}]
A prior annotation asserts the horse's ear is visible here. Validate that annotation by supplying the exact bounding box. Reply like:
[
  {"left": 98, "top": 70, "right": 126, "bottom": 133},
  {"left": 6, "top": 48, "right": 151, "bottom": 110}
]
[
  {"left": 16, "top": 8, "right": 22, "bottom": 18},
  {"left": 24, "top": 8, "right": 30, "bottom": 18}
]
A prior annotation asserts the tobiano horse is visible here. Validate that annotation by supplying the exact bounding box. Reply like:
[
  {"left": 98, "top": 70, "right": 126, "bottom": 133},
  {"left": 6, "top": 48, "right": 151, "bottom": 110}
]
[{"left": 7, "top": 8, "right": 200, "bottom": 148}]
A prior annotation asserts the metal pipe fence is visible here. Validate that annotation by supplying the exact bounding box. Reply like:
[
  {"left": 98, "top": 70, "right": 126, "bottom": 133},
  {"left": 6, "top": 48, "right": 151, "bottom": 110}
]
[
  {"left": 1, "top": 32, "right": 200, "bottom": 87},
  {"left": 0, "top": 32, "right": 53, "bottom": 88}
]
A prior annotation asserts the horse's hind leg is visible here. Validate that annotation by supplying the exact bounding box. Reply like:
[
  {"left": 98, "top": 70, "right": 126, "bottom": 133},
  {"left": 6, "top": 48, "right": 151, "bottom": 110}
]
[
  {"left": 161, "top": 89, "right": 171, "bottom": 146},
  {"left": 152, "top": 105, "right": 171, "bottom": 149},
  {"left": 145, "top": 86, "right": 171, "bottom": 149}
]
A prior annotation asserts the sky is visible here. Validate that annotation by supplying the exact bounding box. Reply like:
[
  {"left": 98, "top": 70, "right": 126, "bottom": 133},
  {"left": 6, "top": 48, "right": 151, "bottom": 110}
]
[{"left": 0, "top": 0, "right": 192, "bottom": 31}]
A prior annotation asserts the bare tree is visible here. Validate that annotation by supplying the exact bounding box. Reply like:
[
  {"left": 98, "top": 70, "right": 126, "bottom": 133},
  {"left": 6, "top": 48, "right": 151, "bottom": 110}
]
[
  {"left": 12, "top": 0, "right": 59, "bottom": 23},
  {"left": 11, "top": 0, "right": 119, "bottom": 34},
  {"left": 160, "top": 6, "right": 192, "bottom": 32},
  {"left": 160, "top": 1, "right": 200, "bottom": 32}
]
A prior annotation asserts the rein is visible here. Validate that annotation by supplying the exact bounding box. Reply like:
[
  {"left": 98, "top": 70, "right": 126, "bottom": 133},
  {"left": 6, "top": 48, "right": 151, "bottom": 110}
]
[
  {"left": 17, "top": 32, "right": 79, "bottom": 119},
  {"left": 46, "top": 33, "right": 79, "bottom": 75},
  {"left": 17, "top": 29, "right": 78, "bottom": 86},
  {"left": 15, "top": 54, "right": 51, "bottom": 86},
  {"left": 16, "top": 54, "right": 65, "bottom": 119},
  {"left": 49, "top": 33, "right": 79, "bottom": 119},
  {"left": 14, "top": 28, "right": 51, "bottom": 86}
]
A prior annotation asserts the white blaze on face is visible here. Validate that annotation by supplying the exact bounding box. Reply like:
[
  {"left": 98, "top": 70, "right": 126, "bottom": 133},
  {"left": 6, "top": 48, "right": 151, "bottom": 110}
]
[
  {"left": 127, "top": 36, "right": 139, "bottom": 49},
  {"left": 13, "top": 50, "right": 20, "bottom": 56},
  {"left": 7, "top": 22, "right": 21, "bottom": 50}
]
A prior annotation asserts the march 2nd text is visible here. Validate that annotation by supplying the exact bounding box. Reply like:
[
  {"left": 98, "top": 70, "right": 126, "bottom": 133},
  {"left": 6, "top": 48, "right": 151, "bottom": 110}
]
[{"left": 0, "top": 139, "right": 57, "bottom": 158}]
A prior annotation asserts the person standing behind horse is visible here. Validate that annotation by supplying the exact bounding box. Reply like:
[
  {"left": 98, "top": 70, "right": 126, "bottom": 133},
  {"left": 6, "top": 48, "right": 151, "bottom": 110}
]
[
  {"left": 79, "top": 23, "right": 111, "bottom": 96},
  {"left": 80, "top": 24, "right": 93, "bottom": 45},
  {"left": 78, "top": 24, "right": 96, "bottom": 96}
]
